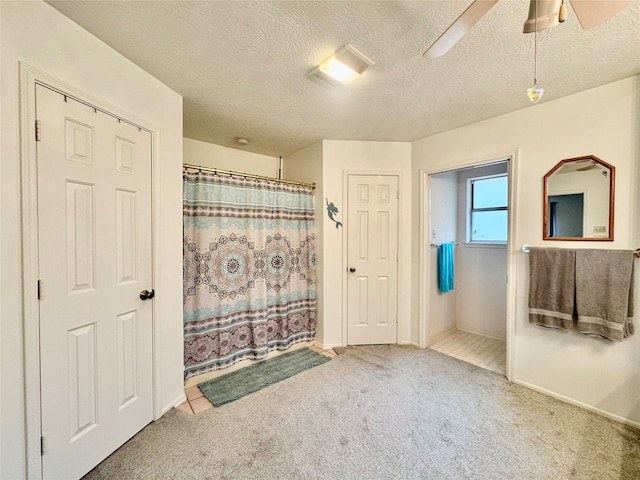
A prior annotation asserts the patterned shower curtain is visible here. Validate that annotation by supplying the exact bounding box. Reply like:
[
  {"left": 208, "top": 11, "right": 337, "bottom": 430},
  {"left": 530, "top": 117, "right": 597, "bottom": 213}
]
[{"left": 182, "top": 171, "right": 316, "bottom": 380}]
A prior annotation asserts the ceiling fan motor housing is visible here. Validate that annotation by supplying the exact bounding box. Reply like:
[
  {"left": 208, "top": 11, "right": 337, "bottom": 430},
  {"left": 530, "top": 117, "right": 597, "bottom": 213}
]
[{"left": 523, "top": 0, "right": 563, "bottom": 33}]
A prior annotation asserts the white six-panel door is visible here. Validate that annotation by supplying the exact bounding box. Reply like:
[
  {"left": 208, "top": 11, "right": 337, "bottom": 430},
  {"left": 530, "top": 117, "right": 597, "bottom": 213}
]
[
  {"left": 347, "top": 175, "right": 399, "bottom": 345},
  {"left": 36, "top": 85, "right": 154, "bottom": 479}
]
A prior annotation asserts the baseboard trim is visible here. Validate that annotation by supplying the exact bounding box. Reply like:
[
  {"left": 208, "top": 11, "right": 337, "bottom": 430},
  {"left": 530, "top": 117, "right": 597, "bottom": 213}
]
[
  {"left": 163, "top": 393, "right": 187, "bottom": 416},
  {"left": 428, "top": 326, "right": 457, "bottom": 346},
  {"left": 456, "top": 326, "right": 506, "bottom": 342},
  {"left": 314, "top": 342, "right": 344, "bottom": 349},
  {"left": 513, "top": 379, "right": 640, "bottom": 430},
  {"left": 314, "top": 341, "right": 419, "bottom": 348}
]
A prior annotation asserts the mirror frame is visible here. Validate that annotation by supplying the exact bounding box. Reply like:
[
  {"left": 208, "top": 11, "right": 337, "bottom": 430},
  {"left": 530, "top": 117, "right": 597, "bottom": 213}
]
[{"left": 543, "top": 155, "right": 615, "bottom": 241}]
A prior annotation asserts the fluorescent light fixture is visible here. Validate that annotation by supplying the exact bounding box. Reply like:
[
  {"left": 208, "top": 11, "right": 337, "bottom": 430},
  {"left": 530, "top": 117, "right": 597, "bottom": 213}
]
[
  {"left": 319, "top": 55, "right": 360, "bottom": 84},
  {"left": 309, "top": 44, "right": 375, "bottom": 86}
]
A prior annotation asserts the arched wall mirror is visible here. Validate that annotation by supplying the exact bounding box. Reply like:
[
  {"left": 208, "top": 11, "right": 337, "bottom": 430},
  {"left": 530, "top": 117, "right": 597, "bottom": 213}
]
[{"left": 543, "top": 155, "right": 615, "bottom": 241}]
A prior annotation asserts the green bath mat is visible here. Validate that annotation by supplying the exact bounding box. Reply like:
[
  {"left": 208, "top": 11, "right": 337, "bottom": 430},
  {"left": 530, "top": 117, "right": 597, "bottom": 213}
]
[{"left": 199, "top": 347, "right": 331, "bottom": 407}]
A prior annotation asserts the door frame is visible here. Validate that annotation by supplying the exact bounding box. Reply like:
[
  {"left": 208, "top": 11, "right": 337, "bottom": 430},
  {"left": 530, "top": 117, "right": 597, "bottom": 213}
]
[
  {"left": 546, "top": 188, "right": 588, "bottom": 238},
  {"left": 19, "top": 63, "right": 162, "bottom": 479},
  {"left": 418, "top": 150, "right": 518, "bottom": 381},
  {"left": 342, "top": 170, "right": 407, "bottom": 347}
]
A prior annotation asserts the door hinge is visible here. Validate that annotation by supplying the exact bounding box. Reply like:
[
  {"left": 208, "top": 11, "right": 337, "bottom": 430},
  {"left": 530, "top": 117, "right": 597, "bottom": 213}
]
[
  {"left": 35, "top": 120, "right": 42, "bottom": 142},
  {"left": 37, "top": 280, "right": 42, "bottom": 300},
  {"left": 41, "top": 435, "right": 46, "bottom": 455}
]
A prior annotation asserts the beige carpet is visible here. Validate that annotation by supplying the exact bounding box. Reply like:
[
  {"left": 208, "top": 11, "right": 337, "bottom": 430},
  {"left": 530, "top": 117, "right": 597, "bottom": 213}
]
[{"left": 84, "top": 345, "right": 640, "bottom": 479}]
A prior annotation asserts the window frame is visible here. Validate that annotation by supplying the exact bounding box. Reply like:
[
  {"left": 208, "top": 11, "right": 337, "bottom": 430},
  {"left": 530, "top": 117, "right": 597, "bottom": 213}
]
[{"left": 467, "top": 173, "right": 508, "bottom": 244}]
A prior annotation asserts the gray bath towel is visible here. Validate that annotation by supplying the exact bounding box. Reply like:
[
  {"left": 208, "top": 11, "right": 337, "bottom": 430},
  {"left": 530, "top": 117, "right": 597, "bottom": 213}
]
[
  {"left": 528, "top": 247, "right": 576, "bottom": 330},
  {"left": 575, "top": 249, "right": 635, "bottom": 341}
]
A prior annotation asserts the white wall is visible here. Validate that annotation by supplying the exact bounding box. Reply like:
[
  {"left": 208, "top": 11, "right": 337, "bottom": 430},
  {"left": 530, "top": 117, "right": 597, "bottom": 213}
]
[
  {"left": 1, "top": 2, "right": 184, "bottom": 478},
  {"left": 284, "top": 142, "right": 325, "bottom": 343},
  {"left": 428, "top": 172, "right": 458, "bottom": 338},
  {"left": 322, "top": 140, "right": 412, "bottom": 347},
  {"left": 0, "top": 2, "right": 4, "bottom": 469},
  {"left": 184, "top": 137, "right": 278, "bottom": 177},
  {"left": 412, "top": 76, "right": 640, "bottom": 425},
  {"left": 0, "top": 2, "right": 4, "bottom": 470},
  {"left": 455, "top": 163, "right": 508, "bottom": 339}
]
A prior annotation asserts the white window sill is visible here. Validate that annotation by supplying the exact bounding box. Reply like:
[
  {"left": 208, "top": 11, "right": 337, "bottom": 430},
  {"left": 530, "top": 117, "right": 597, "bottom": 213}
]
[{"left": 463, "top": 242, "right": 507, "bottom": 249}]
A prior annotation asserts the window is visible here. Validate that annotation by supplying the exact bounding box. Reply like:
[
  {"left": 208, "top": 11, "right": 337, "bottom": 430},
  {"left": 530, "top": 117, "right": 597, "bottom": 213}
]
[{"left": 468, "top": 175, "right": 508, "bottom": 243}]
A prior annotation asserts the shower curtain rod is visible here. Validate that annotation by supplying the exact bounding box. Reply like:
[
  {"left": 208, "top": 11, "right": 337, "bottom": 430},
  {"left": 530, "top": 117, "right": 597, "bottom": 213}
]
[{"left": 183, "top": 163, "right": 316, "bottom": 189}]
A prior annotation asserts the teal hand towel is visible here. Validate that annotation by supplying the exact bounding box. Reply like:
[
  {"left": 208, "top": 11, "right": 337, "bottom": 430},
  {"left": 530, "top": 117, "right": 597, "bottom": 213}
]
[{"left": 438, "top": 243, "right": 455, "bottom": 293}]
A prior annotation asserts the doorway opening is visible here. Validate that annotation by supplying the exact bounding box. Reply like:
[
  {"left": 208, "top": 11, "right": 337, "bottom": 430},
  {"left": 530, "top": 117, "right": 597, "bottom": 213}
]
[
  {"left": 423, "top": 158, "right": 512, "bottom": 376},
  {"left": 548, "top": 193, "right": 584, "bottom": 237}
]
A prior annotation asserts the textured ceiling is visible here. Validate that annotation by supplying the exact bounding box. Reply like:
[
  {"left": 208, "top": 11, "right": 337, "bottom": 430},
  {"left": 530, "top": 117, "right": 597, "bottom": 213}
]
[{"left": 47, "top": 0, "right": 640, "bottom": 157}]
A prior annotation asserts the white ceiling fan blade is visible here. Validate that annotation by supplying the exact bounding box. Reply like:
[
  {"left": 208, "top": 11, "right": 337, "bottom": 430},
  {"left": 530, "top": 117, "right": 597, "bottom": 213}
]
[
  {"left": 423, "top": 0, "right": 499, "bottom": 59},
  {"left": 569, "top": 0, "right": 631, "bottom": 30}
]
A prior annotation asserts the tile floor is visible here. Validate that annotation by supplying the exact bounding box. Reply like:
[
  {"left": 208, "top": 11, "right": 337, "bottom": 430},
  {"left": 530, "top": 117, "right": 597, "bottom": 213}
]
[
  {"left": 429, "top": 329, "right": 506, "bottom": 376},
  {"left": 176, "top": 345, "right": 337, "bottom": 415}
]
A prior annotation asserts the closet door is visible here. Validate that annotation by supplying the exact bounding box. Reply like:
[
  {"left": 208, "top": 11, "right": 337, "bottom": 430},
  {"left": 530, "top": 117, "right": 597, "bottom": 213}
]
[{"left": 36, "top": 84, "right": 154, "bottom": 479}]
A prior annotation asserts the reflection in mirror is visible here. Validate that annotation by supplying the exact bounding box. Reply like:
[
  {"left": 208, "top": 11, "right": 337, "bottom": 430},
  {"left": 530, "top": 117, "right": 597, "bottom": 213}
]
[{"left": 543, "top": 156, "right": 614, "bottom": 241}]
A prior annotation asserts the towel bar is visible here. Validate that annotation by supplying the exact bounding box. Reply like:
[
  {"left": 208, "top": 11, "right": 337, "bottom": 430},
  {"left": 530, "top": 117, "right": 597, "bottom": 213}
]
[
  {"left": 430, "top": 242, "right": 460, "bottom": 247},
  {"left": 522, "top": 245, "right": 640, "bottom": 257}
]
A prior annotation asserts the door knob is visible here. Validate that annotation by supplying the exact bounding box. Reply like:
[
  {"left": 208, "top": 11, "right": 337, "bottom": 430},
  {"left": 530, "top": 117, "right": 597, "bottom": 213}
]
[
  {"left": 140, "top": 289, "right": 155, "bottom": 300},
  {"left": 349, "top": 267, "right": 356, "bottom": 273}
]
